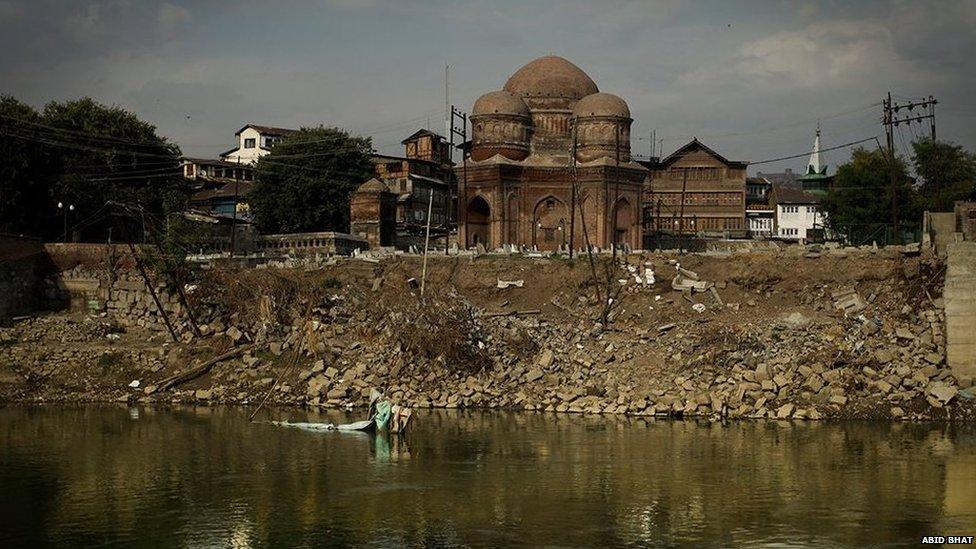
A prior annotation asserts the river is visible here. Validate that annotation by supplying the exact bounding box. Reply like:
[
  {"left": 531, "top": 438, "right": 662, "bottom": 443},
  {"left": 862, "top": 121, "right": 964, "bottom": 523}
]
[{"left": 1, "top": 406, "right": 974, "bottom": 547}]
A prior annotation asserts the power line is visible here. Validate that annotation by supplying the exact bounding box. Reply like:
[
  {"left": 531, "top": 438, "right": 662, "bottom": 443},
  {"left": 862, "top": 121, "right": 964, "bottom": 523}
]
[{"left": 749, "top": 136, "right": 877, "bottom": 166}]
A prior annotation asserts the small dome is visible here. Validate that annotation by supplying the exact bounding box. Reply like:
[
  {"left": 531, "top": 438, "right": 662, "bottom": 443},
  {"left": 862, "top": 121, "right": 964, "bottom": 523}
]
[
  {"left": 503, "top": 56, "right": 598, "bottom": 100},
  {"left": 573, "top": 93, "right": 630, "bottom": 118},
  {"left": 472, "top": 90, "right": 530, "bottom": 117}
]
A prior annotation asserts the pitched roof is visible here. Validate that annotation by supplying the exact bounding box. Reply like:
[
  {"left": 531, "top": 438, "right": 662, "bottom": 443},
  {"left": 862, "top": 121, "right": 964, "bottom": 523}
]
[
  {"left": 190, "top": 181, "right": 255, "bottom": 202},
  {"left": 401, "top": 128, "right": 445, "bottom": 144},
  {"left": 658, "top": 138, "right": 748, "bottom": 169},
  {"left": 370, "top": 153, "right": 441, "bottom": 166},
  {"left": 234, "top": 124, "right": 298, "bottom": 136},
  {"left": 357, "top": 178, "right": 390, "bottom": 193},
  {"left": 773, "top": 183, "right": 820, "bottom": 204},
  {"left": 182, "top": 157, "right": 245, "bottom": 168}
]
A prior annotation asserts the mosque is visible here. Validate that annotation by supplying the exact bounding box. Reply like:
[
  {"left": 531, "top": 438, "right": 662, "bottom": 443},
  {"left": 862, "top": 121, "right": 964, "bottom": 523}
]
[{"left": 459, "top": 56, "right": 647, "bottom": 251}]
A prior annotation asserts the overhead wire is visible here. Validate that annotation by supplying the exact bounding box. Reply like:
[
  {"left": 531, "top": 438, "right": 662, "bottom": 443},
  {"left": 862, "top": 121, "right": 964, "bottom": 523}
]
[{"left": 749, "top": 136, "right": 878, "bottom": 166}]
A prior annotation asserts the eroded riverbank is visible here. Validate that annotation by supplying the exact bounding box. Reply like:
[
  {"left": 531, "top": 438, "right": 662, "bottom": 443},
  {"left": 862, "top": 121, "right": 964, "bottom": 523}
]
[{"left": 1, "top": 249, "right": 974, "bottom": 421}]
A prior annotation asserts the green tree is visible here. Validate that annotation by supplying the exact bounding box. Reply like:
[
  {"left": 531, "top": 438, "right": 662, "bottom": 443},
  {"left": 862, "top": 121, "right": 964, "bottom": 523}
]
[
  {"left": 41, "top": 97, "right": 183, "bottom": 242},
  {"left": 0, "top": 96, "right": 57, "bottom": 237},
  {"left": 911, "top": 138, "right": 976, "bottom": 212},
  {"left": 250, "top": 126, "right": 373, "bottom": 234},
  {"left": 821, "top": 147, "right": 918, "bottom": 244}
]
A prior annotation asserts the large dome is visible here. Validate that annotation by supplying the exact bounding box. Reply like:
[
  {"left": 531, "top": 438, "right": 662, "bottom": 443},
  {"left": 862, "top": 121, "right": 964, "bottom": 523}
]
[
  {"left": 472, "top": 90, "right": 531, "bottom": 117},
  {"left": 573, "top": 92, "right": 630, "bottom": 118},
  {"left": 503, "top": 56, "right": 598, "bottom": 101}
]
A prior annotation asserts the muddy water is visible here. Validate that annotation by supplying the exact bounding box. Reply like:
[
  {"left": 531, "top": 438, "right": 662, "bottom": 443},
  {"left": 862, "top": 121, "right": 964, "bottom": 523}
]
[{"left": 1, "top": 407, "right": 974, "bottom": 548}]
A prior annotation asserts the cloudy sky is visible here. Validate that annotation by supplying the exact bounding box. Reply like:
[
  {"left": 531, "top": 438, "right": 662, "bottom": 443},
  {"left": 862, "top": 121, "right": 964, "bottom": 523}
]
[{"left": 2, "top": 0, "right": 975, "bottom": 173}]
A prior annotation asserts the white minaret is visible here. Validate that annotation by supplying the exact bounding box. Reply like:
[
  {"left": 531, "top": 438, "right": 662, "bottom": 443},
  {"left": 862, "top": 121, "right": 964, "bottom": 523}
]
[{"left": 807, "top": 121, "right": 821, "bottom": 174}]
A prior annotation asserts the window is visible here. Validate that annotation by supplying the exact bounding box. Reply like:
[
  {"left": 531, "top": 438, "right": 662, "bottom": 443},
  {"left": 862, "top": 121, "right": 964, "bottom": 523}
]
[
  {"left": 244, "top": 138, "right": 256, "bottom": 149},
  {"left": 265, "top": 137, "right": 278, "bottom": 148}
]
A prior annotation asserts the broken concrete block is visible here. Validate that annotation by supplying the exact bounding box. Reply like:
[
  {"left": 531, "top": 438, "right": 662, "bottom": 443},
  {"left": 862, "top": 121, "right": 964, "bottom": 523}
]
[
  {"left": 537, "top": 349, "right": 555, "bottom": 369},
  {"left": 775, "top": 403, "right": 795, "bottom": 418}
]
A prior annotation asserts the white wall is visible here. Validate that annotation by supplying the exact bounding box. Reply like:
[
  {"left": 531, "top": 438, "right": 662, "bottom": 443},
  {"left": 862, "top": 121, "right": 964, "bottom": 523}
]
[
  {"left": 222, "top": 127, "right": 270, "bottom": 165},
  {"left": 747, "top": 215, "right": 773, "bottom": 237},
  {"left": 776, "top": 203, "right": 825, "bottom": 240}
]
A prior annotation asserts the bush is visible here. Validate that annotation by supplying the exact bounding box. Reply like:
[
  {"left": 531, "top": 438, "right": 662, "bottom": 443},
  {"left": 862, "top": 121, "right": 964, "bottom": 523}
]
[{"left": 393, "top": 296, "right": 492, "bottom": 375}]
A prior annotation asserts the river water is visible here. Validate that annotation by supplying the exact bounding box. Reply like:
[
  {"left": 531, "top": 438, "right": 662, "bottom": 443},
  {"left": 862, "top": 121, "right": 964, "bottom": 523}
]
[{"left": 1, "top": 406, "right": 974, "bottom": 548}]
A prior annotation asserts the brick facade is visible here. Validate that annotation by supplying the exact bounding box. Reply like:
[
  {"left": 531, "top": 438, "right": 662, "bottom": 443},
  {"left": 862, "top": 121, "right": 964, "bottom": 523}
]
[{"left": 458, "top": 56, "right": 646, "bottom": 251}]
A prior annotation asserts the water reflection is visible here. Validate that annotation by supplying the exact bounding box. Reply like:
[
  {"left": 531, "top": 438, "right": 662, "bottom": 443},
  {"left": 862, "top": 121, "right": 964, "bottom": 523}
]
[{"left": 0, "top": 406, "right": 974, "bottom": 548}]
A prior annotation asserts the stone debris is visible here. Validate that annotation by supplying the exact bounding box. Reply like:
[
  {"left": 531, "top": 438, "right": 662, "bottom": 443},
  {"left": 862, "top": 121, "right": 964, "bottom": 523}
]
[
  {"left": 497, "top": 279, "right": 525, "bottom": 289},
  {"left": 832, "top": 286, "right": 868, "bottom": 315},
  {"left": 3, "top": 247, "right": 971, "bottom": 424}
]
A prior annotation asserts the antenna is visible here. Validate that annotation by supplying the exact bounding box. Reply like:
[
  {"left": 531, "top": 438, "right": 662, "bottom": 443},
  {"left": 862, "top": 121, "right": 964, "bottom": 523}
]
[{"left": 444, "top": 64, "right": 450, "bottom": 139}]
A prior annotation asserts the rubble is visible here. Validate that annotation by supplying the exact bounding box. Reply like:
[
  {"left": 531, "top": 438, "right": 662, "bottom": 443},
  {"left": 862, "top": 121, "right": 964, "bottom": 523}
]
[{"left": 2, "top": 248, "right": 972, "bottom": 423}]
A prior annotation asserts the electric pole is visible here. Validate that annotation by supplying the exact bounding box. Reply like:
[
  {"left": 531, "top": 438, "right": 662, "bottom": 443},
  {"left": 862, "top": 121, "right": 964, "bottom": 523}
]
[
  {"left": 230, "top": 158, "right": 240, "bottom": 257},
  {"left": 882, "top": 92, "right": 938, "bottom": 240},
  {"left": 569, "top": 118, "right": 577, "bottom": 259},
  {"left": 677, "top": 168, "right": 688, "bottom": 255},
  {"left": 449, "top": 106, "right": 467, "bottom": 248}
]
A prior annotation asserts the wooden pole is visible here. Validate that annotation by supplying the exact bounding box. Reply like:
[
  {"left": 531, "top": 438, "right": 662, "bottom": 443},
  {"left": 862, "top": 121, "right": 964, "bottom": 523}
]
[
  {"left": 145, "top": 214, "right": 202, "bottom": 338},
  {"left": 569, "top": 118, "right": 577, "bottom": 259},
  {"left": 678, "top": 168, "right": 688, "bottom": 255},
  {"left": 127, "top": 241, "right": 179, "bottom": 343},
  {"left": 420, "top": 187, "right": 435, "bottom": 297}
]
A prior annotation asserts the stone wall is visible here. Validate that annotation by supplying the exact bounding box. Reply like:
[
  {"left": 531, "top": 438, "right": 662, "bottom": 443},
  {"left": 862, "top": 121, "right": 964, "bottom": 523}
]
[
  {"left": 0, "top": 235, "right": 49, "bottom": 319},
  {"left": 955, "top": 201, "right": 976, "bottom": 242}
]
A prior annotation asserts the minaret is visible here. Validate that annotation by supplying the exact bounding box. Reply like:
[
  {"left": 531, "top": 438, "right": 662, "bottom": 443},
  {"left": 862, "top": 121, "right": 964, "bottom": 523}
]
[{"left": 807, "top": 121, "right": 821, "bottom": 174}]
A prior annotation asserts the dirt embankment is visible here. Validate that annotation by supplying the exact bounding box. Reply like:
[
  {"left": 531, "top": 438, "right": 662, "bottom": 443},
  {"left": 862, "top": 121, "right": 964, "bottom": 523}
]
[{"left": 1, "top": 247, "right": 972, "bottom": 422}]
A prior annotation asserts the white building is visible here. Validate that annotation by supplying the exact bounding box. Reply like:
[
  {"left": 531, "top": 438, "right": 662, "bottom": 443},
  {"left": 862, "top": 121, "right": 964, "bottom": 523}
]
[
  {"left": 745, "top": 176, "right": 774, "bottom": 238},
  {"left": 219, "top": 124, "right": 297, "bottom": 165},
  {"left": 772, "top": 125, "right": 831, "bottom": 241},
  {"left": 773, "top": 185, "right": 825, "bottom": 240}
]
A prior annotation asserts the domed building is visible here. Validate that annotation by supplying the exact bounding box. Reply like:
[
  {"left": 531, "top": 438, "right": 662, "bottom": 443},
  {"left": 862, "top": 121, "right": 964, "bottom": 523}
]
[{"left": 459, "top": 56, "right": 646, "bottom": 252}]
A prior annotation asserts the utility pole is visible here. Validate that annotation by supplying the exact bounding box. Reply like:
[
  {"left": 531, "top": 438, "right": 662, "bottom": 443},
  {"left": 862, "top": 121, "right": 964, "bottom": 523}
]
[
  {"left": 230, "top": 158, "right": 240, "bottom": 257},
  {"left": 882, "top": 92, "right": 938, "bottom": 241},
  {"left": 569, "top": 118, "right": 577, "bottom": 259},
  {"left": 677, "top": 168, "right": 688, "bottom": 255},
  {"left": 444, "top": 64, "right": 451, "bottom": 140},
  {"left": 449, "top": 106, "right": 467, "bottom": 248},
  {"left": 884, "top": 92, "right": 897, "bottom": 243},
  {"left": 420, "top": 187, "right": 435, "bottom": 297},
  {"left": 613, "top": 124, "right": 620, "bottom": 261}
]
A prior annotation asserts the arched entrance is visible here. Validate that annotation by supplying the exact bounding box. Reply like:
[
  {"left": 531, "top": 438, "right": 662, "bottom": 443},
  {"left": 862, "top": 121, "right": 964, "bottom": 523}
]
[
  {"left": 532, "top": 196, "right": 567, "bottom": 252},
  {"left": 466, "top": 196, "right": 491, "bottom": 249},
  {"left": 612, "top": 198, "right": 632, "bottom": 247}
]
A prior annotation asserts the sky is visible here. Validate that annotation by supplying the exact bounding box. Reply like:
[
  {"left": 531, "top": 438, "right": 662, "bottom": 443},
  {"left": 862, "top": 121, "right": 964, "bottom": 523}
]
[{"left": 2, "top": 0, "right": 975, "bottom": 174}]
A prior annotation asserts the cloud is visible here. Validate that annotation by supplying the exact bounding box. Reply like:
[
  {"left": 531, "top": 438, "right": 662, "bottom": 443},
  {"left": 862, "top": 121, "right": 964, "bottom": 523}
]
[
  {"left": 66, "top": 2, "right": 106, "bottom": 42},
  {"left": 1, "top": 0, "right": 973, "bottom": 173},
  {"left": 740, "top": 21, "right": 893, "bottom": 86},
  {"left": 157, "top": 2, "right": 191, "bottom": 40}
]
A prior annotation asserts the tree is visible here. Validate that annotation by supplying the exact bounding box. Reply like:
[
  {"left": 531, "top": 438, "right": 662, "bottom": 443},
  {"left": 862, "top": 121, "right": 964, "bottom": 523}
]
[
  {"left": 911, "top": 138, "right": 976, "bottom": 212},
  {"left": 820, "top": 147, "right": 918, "bottom": 245},
  {"left": 250, "top": 126, "right": 373, "bottom": 234},
  {"left": 40, "top": 98, "right": 183, "bottom": 242},
  {"left": 0, "top": 96, "right": 57, "bottom": 237}
]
